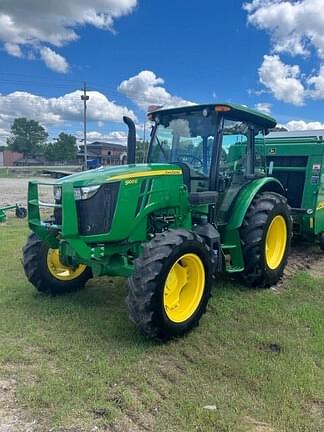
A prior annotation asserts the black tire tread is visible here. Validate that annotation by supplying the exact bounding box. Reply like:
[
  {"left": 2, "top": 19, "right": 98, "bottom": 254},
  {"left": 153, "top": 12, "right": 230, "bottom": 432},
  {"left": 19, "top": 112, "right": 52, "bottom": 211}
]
[
  {"left": 22, "top": 232, "right": 92, "bottom": 295},
  {"left": 239, "top": 191, "right": 292, "bottom": 287},
  {"left": 127, "top": 229, "right": 212, "bottom": 341}
]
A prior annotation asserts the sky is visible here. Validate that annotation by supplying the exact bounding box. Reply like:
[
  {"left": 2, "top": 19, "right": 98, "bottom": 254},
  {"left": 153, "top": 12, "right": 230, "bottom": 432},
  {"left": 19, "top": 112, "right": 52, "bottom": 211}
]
[{"left": 1, "top": 0, "right": 324, "bottom": 146}]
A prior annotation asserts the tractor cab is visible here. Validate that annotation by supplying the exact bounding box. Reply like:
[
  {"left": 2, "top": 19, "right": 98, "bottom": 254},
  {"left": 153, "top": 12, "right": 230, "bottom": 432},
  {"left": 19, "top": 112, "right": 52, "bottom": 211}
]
[{"left": 147, "top": 104, "right": 276, "bottom": 223}]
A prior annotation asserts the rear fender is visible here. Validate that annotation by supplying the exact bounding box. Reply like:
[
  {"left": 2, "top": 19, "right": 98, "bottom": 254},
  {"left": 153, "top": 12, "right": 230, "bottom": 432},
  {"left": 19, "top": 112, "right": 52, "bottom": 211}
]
[
  {"left": 227, "top": 177, "right": 284, "bottom": 230},
  {"left": 221, "top": 177, "right": 284, "bottom": 272}
]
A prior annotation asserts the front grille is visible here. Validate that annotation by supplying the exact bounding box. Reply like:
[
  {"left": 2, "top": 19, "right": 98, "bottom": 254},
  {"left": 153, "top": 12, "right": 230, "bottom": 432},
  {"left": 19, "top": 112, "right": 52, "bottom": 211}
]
[{"left": 76, "top": 183, "right": 120, "bottom": 235}]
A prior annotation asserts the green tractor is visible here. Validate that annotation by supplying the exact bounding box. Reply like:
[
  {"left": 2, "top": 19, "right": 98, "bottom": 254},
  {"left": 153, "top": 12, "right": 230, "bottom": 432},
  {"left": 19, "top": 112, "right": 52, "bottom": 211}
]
[{"left": 22, "top": 104, "right": 292, "bottom": 340}]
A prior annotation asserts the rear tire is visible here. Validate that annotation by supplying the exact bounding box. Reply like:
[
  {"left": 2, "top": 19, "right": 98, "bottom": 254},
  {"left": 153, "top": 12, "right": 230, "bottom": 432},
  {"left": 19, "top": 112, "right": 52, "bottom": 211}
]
[
  {"left": 22, "top": 233, "right": 92, "bottom": 295},
  {"left": 239, "top": 192, "right": 292, "bottom": 287},
  {"left": 127, "top": 229, "right": 212, "bottom": 341}
]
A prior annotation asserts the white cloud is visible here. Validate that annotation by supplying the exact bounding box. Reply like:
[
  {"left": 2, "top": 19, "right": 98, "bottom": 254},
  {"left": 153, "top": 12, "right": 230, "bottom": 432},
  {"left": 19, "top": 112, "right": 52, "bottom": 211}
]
[
  {"left": 78, "top": 123, "right": 153, "bottom": 146},
  {"left": 40, "top": 47, "right": 69, "bottom": 74},
  {"left": 118, "top": 70, "right": 194, "bottom": 111},
  {"left": 258, "top": 55, "right": 305, "bottom": 105},
  {"left": 282, "top": 120, "right": 324, "bottom": 131},
  {"left": 0, "top": 0, "right": 137, "bottom": 72},
  {"left": 244, "top": 0, "right": 324, "bottom": 58},
  {"left": 307, "top": 65, "right": 324, "bottom": 99},
  {"left": 254, "top": 53, "right": 324, "bottom": 104},
  {"left": 0, "top": 90, "right": 136, "bottom": 133},
  {"left": 77, "top": 130, "right": 128, "bottom": 145},
  {"left": 0, "top": 127, "right": 10, "bottom": 143},
  {"left": 244, "top": 1, "right": 324, "bottom": 104},
  {"left": 255, "top": 102, "right": 272, "bottom": 114},
  {"left": 4, "top": 42, "right": 23, "bottom": 58}
]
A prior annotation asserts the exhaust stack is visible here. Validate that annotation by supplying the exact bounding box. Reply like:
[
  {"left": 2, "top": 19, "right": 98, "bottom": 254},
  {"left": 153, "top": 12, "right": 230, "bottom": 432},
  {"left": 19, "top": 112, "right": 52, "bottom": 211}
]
[{"left": 123, "top": 116, "right": 136, "bottom": 164}]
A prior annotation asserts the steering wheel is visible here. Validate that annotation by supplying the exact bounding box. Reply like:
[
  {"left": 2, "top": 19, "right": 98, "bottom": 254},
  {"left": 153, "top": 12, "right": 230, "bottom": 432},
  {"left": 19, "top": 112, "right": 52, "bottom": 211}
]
[{"left": 176, "top": 154, "right": 203, "bottom": 169}]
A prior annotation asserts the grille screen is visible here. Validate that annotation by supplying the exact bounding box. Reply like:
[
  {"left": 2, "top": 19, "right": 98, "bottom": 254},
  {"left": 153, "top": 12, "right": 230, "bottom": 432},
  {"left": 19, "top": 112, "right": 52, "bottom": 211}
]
[{"left": 77, "top": 183, "right": 120, "bottom": 235}]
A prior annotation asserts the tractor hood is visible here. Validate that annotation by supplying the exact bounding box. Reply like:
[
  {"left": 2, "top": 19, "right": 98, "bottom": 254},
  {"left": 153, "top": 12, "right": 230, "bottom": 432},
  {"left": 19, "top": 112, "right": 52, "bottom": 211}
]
[{"left": 55, "top": 163, "right": 183, "bottom": 187}]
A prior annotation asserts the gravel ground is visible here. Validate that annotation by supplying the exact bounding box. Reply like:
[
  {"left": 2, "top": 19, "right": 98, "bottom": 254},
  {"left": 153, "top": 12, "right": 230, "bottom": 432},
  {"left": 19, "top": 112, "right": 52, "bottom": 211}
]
[{"left": 0, "top": 178, "right": 53, "bottom": 207}]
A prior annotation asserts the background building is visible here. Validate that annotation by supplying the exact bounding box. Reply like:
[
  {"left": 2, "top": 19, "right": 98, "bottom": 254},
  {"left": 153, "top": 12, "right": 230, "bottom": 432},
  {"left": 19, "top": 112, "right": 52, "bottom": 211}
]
[
  {"left": 78, "top": 141, "right": 127, "bottom": 166},
  {"left": 0, "top": 150, "right": 23, "bottom": 166}
]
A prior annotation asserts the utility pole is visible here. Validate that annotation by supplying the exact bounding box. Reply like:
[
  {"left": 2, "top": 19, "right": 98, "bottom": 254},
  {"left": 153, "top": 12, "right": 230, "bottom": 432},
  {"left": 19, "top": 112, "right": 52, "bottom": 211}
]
[
  {"left": 81, "top": 81, "right": 89, "bottom": 170},
  {"left": 143, "top": 121, "right": 146, "bottom": 162}
]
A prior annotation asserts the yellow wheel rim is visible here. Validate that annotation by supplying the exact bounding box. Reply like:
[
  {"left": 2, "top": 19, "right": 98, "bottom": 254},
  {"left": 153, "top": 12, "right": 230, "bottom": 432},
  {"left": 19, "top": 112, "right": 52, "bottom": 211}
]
[
  {"left": 265, "top": 215, "right": 287, "bottom": 270},
  {"left": 47, "top": 249, "right": 87, "bottom": 281},
  {"left": 163, "top": 253, "right": 205, "bottom": 323}
]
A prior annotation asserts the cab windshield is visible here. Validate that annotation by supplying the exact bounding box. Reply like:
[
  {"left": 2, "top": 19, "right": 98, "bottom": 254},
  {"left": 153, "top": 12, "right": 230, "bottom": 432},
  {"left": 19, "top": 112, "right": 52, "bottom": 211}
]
[{"left": 148, "top": 110, "right": 217, "bottom": 177}]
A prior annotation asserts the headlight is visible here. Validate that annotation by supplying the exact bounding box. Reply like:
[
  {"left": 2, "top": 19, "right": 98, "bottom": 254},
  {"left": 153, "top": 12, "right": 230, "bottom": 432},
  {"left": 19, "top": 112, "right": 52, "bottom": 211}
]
[
  {"left": 74, "top": 185, "right": 101, "bottom": 201},
  {"left": 53, "top": 186, "right": 62, "bottom": 201}
]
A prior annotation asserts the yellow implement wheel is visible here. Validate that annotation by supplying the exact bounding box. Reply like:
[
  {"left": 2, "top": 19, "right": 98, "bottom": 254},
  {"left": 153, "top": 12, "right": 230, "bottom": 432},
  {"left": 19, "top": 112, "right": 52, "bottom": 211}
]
[
  {"left": 47, "top": 249, "right": 87, "bottom": 281},
  {"left": 163, "top": 253, "right": 205, "bottom": 323},
  {"left": 265, "top": 215, "right": 287, "bottom": 270}
]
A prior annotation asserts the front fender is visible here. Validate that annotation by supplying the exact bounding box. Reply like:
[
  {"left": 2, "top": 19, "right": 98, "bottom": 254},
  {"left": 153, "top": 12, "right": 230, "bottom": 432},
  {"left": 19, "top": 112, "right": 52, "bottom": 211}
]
[{"left": 227, "top": 177, "right": 284, "bottom": 230}]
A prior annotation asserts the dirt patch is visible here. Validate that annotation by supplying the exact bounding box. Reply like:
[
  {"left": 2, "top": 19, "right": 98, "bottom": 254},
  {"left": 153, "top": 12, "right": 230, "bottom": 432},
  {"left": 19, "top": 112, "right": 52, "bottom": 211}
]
[
  {"left": 0, "top": 376, "right": 39, "bottom": 432},
  {"left": 310, "top": 400, "right": 324, "bottom": 427},
  {"left": 243, "top": 416, "right": 275, "bottom": 432},
  {"left": 0, "top": 375, "right": 111, "bottom": 432},
  {"left": 272, "top": 242, "right": 324, "bottom": 291},
  {"left": 285, "top": 243, "right": 324, "bottom": 279}
]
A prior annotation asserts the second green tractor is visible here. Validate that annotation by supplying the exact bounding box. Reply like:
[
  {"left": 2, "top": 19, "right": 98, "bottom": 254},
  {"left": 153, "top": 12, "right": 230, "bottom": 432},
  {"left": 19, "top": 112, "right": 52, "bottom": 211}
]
[{"left": 23, "top": 104, "right": 292, "bottom": 340}]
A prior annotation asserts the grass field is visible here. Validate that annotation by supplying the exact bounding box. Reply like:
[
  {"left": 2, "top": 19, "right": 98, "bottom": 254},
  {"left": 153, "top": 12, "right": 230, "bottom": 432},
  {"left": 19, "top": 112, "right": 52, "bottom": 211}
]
[{"left": 0, "top": 218, "right": 323, "bottom": 431}]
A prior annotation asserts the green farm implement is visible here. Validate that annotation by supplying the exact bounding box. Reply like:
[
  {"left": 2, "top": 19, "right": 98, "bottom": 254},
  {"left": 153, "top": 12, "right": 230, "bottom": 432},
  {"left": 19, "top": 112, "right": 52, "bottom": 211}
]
[
  {"left": 0, "top": 204, "right": 27, "bottom": 223},
  {"left": 264, "top": 131, "right": 324, "bottom": 250},
  {"left": 23, "top": 103, "right": 293, "bottom": 340}
]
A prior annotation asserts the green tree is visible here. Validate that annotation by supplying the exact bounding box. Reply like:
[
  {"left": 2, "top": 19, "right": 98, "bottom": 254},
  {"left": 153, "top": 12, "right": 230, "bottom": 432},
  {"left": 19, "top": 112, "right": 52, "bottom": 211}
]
[
  {"left": 45, "top": 133, "right": 77, "bottom": 161},
  {"left": 7, "top": 118, "right": 48, "bottom": 157},
  {"left": 44, "top": 143, "right": 57, "bottom": 161}
]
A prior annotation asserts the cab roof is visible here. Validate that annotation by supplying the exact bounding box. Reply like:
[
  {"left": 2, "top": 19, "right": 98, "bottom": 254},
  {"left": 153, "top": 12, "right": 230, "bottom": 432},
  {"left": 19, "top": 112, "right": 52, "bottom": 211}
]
[{"left": 148, "top": 103, "right": 277, "bottom": 130}]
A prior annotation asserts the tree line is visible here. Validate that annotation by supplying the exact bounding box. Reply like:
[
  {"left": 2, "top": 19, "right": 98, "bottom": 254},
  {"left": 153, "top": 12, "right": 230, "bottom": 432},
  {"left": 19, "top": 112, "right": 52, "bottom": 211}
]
[{"left": 6, "top": 118, "right": 78, "bottom": 161}]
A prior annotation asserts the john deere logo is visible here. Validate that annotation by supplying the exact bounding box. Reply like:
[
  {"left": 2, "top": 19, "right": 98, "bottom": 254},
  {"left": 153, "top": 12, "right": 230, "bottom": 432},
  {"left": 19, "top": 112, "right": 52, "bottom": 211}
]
[{"left": 269, "top": 148, "right": 276, "bottom": 154}]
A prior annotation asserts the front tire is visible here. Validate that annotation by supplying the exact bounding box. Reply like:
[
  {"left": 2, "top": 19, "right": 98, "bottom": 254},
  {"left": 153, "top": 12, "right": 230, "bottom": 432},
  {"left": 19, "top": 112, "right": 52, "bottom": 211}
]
[
  {"left": 22, "top": 233, "right": 92, "bottom": 295},
  {"left": 239, "top": 191, "right": 292, "bottom": 287},
  {"left": 319, "top": 233, "right": 324, "bottom": 251},
  {"left": 127, "top": 229, "right": 212, "bottom": 341}
]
